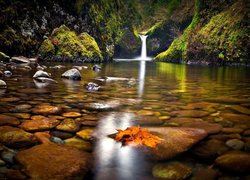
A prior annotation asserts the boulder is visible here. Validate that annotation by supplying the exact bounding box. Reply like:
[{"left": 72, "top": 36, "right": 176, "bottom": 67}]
[
  {"left": 215, "top": 151, "right": 250, "bottom": 174},
  {"left": 15, "top": 143, "right": 92, "bottom": 179},
  {"left": 61, "top": 68, "right": 81, "bottom": 80},
  {"left": 11, "top": 56, "right": 30, "bottom": 64},
  {"left": 0, "top": 80, "right": 7, "bottom": 89},
  {"left": 0, "top": 114, "right": 20, "bottom": 126},
  {"left": 0, "top": 126, "right": 37, "bottom": 148},
  {"left": 33, "top": 70, "right": 51, "bottom": 79},
  {"left": 144, "top": 127, "right": 208, "bottom": 160}
]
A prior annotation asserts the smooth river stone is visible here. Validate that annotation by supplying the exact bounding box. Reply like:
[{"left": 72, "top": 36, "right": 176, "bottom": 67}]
[
  {"left": 152, "top": 161, "right": 192, "bottom": 179},
  {"left": 83, "top": 100, "right": 121, "bottom": 111},
  {"left": 15, "top": 143, "right": 92, "bottom": 180},
  {"left": 167, "top": 118, "right": 203, "bottom": 125},
  {"left": 62, "top": 112, "right": 82, "bottom": 118},
  {"left": 0, "top": 97, "right": 20, "bottom": 102},
  {"left": 220, "top": 113, "right": 250, "bottom": 127},
  {"left": 181, "top": 121, "right": 223, "bottom": 134},
  {"left": 137, "top": 110, "right": 155, "bottom": 116},
  {"left": 20, "top": 117, "right": 60, "bottom": 132},
  {"left": 76, "top": 129, "right": 94, "bottom": 141},
  {"left": 0, "top": 126, "right": 37, "bottom": 148},
  {"left": 171, "top": 110, "right": 210, "bottom": 118},
  {"left": 0, "top": 114, "right": 20, "bottom": 126},
  {"left": 228, "top": 105, "right": 250, "bottom": 115},
  {"left": 32, "top": 105, "right": 62, "bottom": 115},
  {"left": 144, "top": 127, "right": 208, "bottom": 161},
  {"left": 64, "top": 138, "right": 92, "bottom": 152},
  {"left": 10, "top": 104, "right": 32, "bottom": 113},
  {"left": 215, "top": 151, "right": 250, "bottom": 174},
  {"left": 11, "top": 113, "right": 31, "bottom": 119},
  {"left": 207, "top": 97, "right": 250, "bottom": 104},
  {"left": 56, "top": 119, "right": 80, "bottom": 132},
  {"left": 185, "top": 102, "right": 217, "bottom": 109},
  {"left": 135, "top": 115, "right": 164, "bottom": 126}
]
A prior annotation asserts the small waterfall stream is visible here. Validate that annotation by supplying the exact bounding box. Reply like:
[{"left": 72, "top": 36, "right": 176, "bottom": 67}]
[{"left": 139, "top": 35, "right": 148, "bottom": 60}]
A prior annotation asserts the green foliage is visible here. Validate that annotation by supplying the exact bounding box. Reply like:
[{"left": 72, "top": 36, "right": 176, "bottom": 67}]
[
  {"left": 38, "top": 39, "right": 55, "bottom": 56},
  {"left": 38, "top": 25, "right": 102, "bottom": 59}
]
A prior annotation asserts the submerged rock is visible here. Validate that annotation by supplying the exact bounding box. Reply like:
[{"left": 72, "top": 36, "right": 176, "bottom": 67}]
[
  {"left": 62, "top": 112, "right": 82, "bottom": 118},
  {"left": 144, "top": 127, "right": 207, "bottom": 160},
  {"left": 56, "top": 119, "right": 80, "bottom": 133},
  {"left": 152, "top": 161, "right": 192, "bottom": 179},
  {"left": 181, "top": 121, "right": 222, "bottom": 134},
  {"left": 0, "top": 126, "right": 37, "bottom": 148},
  {"left": 76, "top": 129, "right": 94, "bottom": 141},
  {"left": 83, "top": 100, "right": 121, "bottom": 111},
  {"left": 20, "top": 117, "right": 60, "bottom": 132},
  {"left": 171, "top": 110, "right": 210, "bottom": 118},
  {"left": 225, "top": 139, "right": 244, "bottom": 150},
  {"left": 61, "top": 68, "right": 81, "bottom": 80},
  {"left": 15, "top": 143, "right": 92, "bottom": 180},
  {"left": 0, "top": 114, "right": 20, "bottom": 126},
  {"left": 215, "top": 151, "right": 250, "bottom": 174},
  {"left": 64, "top": 138, "right": 92, "bottom": 152},
  {"left": 32, "top": 105, "right": 62, "bottom": 115}
]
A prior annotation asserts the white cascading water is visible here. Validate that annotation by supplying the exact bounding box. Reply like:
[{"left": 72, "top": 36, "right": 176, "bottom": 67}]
[{"left": 139, "top": 35, "right": 148, "bottom": 59}]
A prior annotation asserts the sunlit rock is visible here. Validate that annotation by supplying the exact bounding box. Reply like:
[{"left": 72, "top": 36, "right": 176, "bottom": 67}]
[
  {"left": 0, "top": 114, "right": 20, "bottom": 126},
  {"left": 56, "top": 119, "right": 80, "bottom": 133},
  {"left": 15, "top": 143, "right": 92, "bottom": 179},
  {"left": 144, "top": 127, "right": 207, "bottom": 160},
  {"left": 62, "top": 112, "right": 82, "bottom": 118},
  {"left": 32, "top": 105, "right": 62, "bottom": 115},
  {"left": 0, "top": 126, "right": 37, "bottom": 148},
  {"left": 76, "top": 129, "right": 94, "bottom": 141},
  {"left": 20, "top": 117, "right": 60, "bottom": 132}
]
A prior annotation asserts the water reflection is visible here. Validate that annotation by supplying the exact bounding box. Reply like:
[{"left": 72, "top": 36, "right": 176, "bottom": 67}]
[
  {"left": 138, "top": 61, "right": 146, "bottom": 97},
  {"left": 93, "top": 112, "right": 147, "bottom": 180}
]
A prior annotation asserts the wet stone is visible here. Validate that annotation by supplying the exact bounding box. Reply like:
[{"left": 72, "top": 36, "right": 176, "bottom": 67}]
[
  {"left": 61, "top": 68, "right": 81, "bottom": 80},
  {"left": 18, "top": 88, "right": 50, "bottom": 94},
  {"left": 83, "top": 100, "right": 121, "bottom": 111},
  {"left": 215, "top": 151, "right": 250, "bottom": 174},
  {"left": 50, "top": 131, "right": 74, "bottom": 139},
  {"left": 80, "top": 120, "right": 98, "bottom": 127},
  {"left": 192, "top": 139, "right": 229, "bottom": 159},
  {"left": 0, "top": 80, "right": 7, "bottom": 89},
  {"left": 56, "top": 119, "right": 80, "bottom": 133},
  {"left": 152, "top": 161, "right": 192, "bottom": 179},
  {"left": 11, "top": 113, "right": 31, "bottom": 119},
  {"left": 0, "top": 97, "right": 20, "bottom": 102},
  {"left": 228, "top": 105, "right": 250, "bottom": 115},
  {"left": 225, "top": 139, "right": 244, "bottom": 150},
  {"left": 144, "top": 127, "right": 207, "bottom": 161},
  {"left": 64, "top": 138, "right": 92, "bottom": 152},
  {"left": 1, "top": 149, "right": 17, "bottom": 164},
  {"left": 20, "top": 117, "right": 60, "bottom": 132},
  {"left": 243, "top": 129, "right": 250, "bottom": 136},
  {"left": 76, "top": 129, "right": 94, "bottom": 141},
  {"left": 181, "top": 121, "right": 223, "bottom": 134},
  {"left": 135, "top": 115, "right": 164, "bottom": 126},
  {"left": 222, "top": 127, "right": 244, "bottom": 134},
  {"left": 171, "top": 110, "right": 210, "bottom": 118},
  {"left": 0, "top": 114, "right": 20, "bottom": 126},
  {"left": 137, "top": 110, "right": 155, "bottom": 116},
  {"left": 10, "top": 104, "right": 32, "bottom": 113},
  {"left": 32, "top": 105, "right": 62, "bottom": 115},
  {"left": 62, "top": 112, "right": 82, "bottom": 118},
  {"left": 15, "top": 143, "right": 92, "bottom": 180},
  {"left": 0, "top": 126, "right": 37, "bottom": 148},
  {"left": 192, "top": 167, "right": 219, "bottom": 180}
]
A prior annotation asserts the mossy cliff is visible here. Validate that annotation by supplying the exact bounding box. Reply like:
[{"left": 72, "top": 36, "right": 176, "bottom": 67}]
[
  {"left": 39, "top": 25, "right": 102, "bottom": 61},
  {"left": 154, "top": 0, "right": 249, "bottom": 65}
]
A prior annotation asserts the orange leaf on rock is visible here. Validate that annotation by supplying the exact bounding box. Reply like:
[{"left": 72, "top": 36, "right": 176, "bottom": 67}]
[{"left": 115, "top": 125, "right": 163, "bottom": 148}]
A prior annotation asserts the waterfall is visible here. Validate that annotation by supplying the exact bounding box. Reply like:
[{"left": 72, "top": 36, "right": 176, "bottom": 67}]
[{"left": 139, "top": 35, "right": 148, "bottom": 60}]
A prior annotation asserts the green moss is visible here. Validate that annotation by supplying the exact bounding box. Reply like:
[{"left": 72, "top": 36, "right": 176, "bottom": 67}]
[
  {"left": 146, "top": 22, "right": 163, "bottom": 35},
  {"left": 38, "top": 39, "right": 55, "bottom": 56},
  {"left": 79, "top": 32, "right": 103, "bottom": 59},
  {"left": 38, "top": 25, "right": 102, "bottom": 60}
]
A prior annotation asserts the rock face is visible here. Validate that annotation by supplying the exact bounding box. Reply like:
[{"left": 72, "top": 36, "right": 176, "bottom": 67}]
[
  {"left": 215, "top": 151, "right": 250, "bottom": 174},
  {"left": 145, "top": 127, "right": 208, "bottom": 160},
  {"left": 15, "top": 143, "right": 92, "bottom": 180},
  {"left": 0, "top": 126, "right": 37, "bottom": 148},
  {"left": 61, "top": 68, "right": 82, "bottom": 80}
]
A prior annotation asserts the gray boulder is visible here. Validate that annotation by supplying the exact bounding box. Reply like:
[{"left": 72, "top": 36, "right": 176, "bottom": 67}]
[{"left": 61, "top": 68, "right": 81, "bottom": 80}]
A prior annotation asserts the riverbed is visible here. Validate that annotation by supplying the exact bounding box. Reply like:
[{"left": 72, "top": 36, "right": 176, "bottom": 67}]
[{"left": 0, "top": 60, "right": 250, "bottom": 179}]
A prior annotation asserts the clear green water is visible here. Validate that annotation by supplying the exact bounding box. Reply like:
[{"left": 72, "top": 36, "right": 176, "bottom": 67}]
[{"left": 1, "top": 61, "right": 250, "bottom": 179}]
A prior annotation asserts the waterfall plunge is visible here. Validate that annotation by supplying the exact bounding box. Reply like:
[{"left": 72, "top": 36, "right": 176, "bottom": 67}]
[{"left": 139, "top": 35, "right": 149, "bottom": 60}]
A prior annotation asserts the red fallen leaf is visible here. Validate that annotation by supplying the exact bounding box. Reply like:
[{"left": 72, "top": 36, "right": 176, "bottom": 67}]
[{"left": 115, "top": 125, "right": 163, "bottom": 148}]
